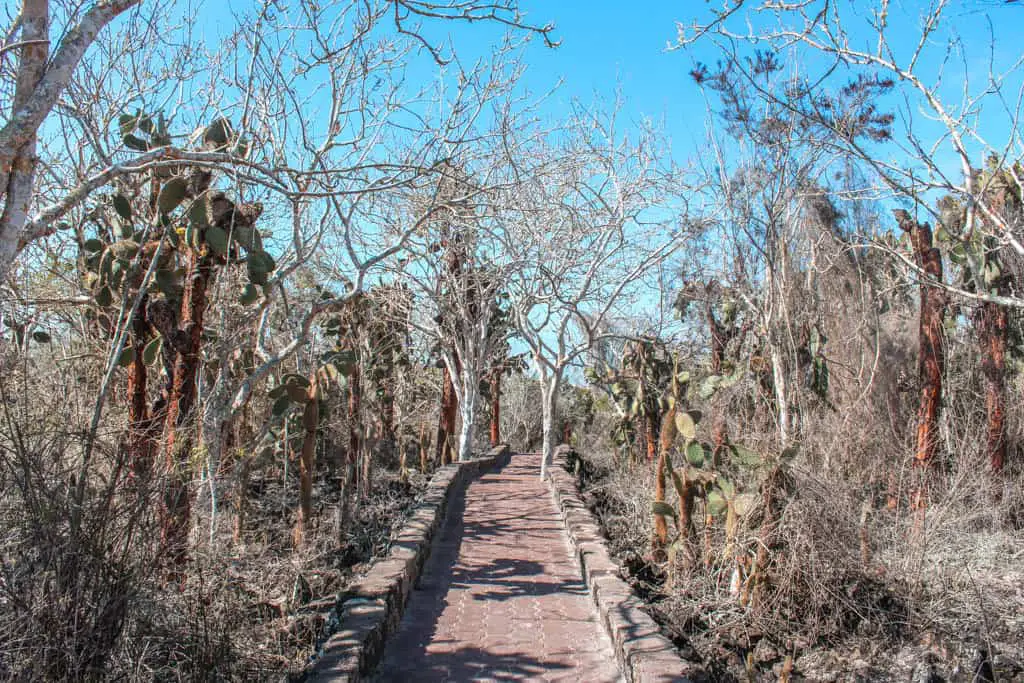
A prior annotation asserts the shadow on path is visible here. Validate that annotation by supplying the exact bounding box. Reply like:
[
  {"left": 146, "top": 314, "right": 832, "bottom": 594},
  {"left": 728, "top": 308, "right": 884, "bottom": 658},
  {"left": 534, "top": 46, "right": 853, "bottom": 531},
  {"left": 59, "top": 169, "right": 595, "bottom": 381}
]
[{"left": 371, "top": 454, "right": 621, "bottom": 682}]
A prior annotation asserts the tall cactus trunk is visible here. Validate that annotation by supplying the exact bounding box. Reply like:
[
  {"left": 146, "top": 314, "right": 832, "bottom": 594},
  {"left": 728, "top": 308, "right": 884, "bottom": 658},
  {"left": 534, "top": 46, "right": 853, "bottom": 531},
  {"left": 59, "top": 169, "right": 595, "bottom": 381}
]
[
  {"left": 338, "top": 362, "right": 361, "bottom": 543},
  {"left": 901, "top": 213, "right": 946, "bottom": 468},
  {"left": 643, "top": 410, "right": 660, "bottom": 463},
  {"left": 160, "top": 248, "right": 215, "bottom": 570},
  {"left": 705, "top": 295, "right": 727, "bottom": 374},
  {"left": 435, "top": 362, "right": 458, "bottom": 465},
  {"left": 980, "top": 300, "right": 1008, "bottom": 472},
  {"left": 419, "top": 421, "right": 431, "bottom": 473},
  {"left": 489, "top": 368, "right": 501, "bottom": 447},
  {"left": 895, "top": 211, "right": 947, "bottom": 509},
  {"left": 125, "top": 237, "right": 164, "bottom": 483},
  {"left": 294, "top": 372, "right": 319, "bottom": 548},
  {"left": 126, "top": 296, "right": 157, "bottom": 480},
  {"left": 652, "top": 407, "right": 675, "bottom": 550}
]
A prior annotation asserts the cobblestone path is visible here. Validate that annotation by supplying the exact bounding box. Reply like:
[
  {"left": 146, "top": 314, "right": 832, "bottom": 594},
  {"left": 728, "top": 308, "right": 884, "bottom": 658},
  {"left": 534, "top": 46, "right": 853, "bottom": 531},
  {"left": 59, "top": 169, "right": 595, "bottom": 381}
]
[{"left": 372, "top": 452, "right": 622, "bottom": 682}]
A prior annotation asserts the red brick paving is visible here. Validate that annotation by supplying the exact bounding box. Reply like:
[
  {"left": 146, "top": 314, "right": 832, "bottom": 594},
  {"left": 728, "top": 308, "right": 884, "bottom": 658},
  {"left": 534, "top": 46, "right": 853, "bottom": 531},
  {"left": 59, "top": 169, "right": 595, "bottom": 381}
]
[{"left": 372, "top": 452, "right": 622, "bottom": 682}]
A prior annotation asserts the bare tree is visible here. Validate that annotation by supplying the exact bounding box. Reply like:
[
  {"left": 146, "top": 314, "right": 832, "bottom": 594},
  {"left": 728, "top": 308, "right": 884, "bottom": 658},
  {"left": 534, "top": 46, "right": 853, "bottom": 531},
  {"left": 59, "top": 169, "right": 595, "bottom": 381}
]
[
  {"left": 397, "top": 158, "right": 519, "bottom": 462},
  {"left": 1, "top": 0, "right": 145, "bottom": 282},
  {"left": 0, "top": 1, "right": 555, "bottom": 285},
  {"left": 501, "top": 104, "right": 684, "bottom": 478},
  {"left": 2, "top": 0, "right": 557, "bottom": 575},
  {"left": 677, "top": 0, "right": 1023, "bottom": 473},
  {"left": 676, "top": 0, "right": 1024, "bottom": 306}
]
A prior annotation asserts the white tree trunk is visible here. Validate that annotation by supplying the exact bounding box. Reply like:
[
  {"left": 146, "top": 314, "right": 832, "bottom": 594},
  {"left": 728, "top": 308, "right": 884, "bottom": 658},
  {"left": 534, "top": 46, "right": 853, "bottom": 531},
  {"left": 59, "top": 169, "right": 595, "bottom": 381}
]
[
  {"left": 457, "top": 365, "right": 479, "bottom": 462},
  {"left": 770, "top": 343, "right": 789, "bottom": 446},
  {"left": 0, "top": 0, "right": 48, "bottom": 283},
  {"left": 200, "top": 371, "right": 233, "bottom": 544},
  {"left": 1, "top": 0, "right": 142, "bottom": 281},
  {"left": 539, "top": 372, "right": 561, "bottom": 479}
]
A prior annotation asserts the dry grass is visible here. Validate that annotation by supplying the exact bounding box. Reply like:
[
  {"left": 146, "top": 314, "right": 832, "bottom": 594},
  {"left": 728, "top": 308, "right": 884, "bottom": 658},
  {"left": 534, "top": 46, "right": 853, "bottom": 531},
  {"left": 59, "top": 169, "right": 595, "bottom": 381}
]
[
  {"left": 573, "top": 415, "right": 1024, "bottom": 681},
  {"left": 107, "top": 469, "right": 427, "bottom": 680},
  {"left": 0, "top": 417, "right": 425, "bottom": 680}
]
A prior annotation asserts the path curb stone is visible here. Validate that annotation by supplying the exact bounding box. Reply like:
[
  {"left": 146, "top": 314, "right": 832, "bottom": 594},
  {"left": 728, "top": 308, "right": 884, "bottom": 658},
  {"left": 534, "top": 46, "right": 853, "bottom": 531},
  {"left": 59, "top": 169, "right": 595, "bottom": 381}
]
[
  {"left": 549, "top": 444, "right": 699, "bottom": 683},
  {"left": 295, "top": 444, "right": 512, "bottom": 682}
]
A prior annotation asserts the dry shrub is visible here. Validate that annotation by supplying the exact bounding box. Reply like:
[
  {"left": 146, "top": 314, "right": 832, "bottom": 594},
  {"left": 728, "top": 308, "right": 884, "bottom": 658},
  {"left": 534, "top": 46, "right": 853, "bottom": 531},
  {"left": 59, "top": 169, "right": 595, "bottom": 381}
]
[
  {"left": 573, "top": 356, "right": 1024, "bottom": 680},
  {"left": 0, "top": 358, "right": 158, "bottom": 680},
  {"left": 574, "top": 449, "right": 655, "bottom": 576},
  {"left": 499, "top": 374, "right": 544, "bottom": 452},
  {"left": 753, "top": 467, "right": 908, "bottom": 643},
  {"left": 0, "top": 348, "right": 428, "bottom": 680}
]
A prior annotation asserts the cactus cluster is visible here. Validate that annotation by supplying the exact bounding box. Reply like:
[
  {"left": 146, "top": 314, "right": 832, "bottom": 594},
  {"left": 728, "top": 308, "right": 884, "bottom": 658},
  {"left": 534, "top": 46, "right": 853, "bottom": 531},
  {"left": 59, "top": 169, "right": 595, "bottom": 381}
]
[
  {"left": 933, "top": 158, "right": 1022, "bottom": 296},
  {"left": 650, "top": 371, "right": 798, "bottom": 592},
  {"left": 81, "top": 112, "right": 276, "bottom": 317}
]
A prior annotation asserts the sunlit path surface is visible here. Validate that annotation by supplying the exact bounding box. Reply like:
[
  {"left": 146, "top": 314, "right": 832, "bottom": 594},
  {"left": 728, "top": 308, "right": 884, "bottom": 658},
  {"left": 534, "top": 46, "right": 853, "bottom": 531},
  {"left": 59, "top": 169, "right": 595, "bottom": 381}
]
[{"left": 372, "top": 452, "right": 622, "bottom": 682}]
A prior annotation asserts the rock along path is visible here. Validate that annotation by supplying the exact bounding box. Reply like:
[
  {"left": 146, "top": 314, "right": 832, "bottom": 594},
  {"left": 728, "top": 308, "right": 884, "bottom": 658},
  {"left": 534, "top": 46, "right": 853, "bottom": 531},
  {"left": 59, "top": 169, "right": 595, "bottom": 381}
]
[{"left": 372, "top": 452, "right": 623, "bottom": 682}]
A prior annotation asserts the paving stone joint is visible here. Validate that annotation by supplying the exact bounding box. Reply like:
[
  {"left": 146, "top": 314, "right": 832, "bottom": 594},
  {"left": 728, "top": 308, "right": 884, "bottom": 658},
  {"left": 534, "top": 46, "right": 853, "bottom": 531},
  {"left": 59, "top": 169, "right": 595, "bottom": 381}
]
[
  {"left": 549, "top": 444, "right": 701, "bottom": 683},
  {"left": 294, "top": 445, "right": 511, "bottom": 682}
]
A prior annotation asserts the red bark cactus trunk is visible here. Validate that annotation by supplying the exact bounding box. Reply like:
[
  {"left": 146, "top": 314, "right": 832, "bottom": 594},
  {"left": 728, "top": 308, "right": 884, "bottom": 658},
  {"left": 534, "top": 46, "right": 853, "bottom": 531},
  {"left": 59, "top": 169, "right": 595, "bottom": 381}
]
[
  {"left": 644, "top": 410, "right": 660, "bottom": 463},
  {"left": 895, "top": 211, "right": 947, "bottom": 472},
  {"left": 980, "top": 301, "right": 1008, "bottom": 471},
  {"left": 126, "top": 297, "right": 157, "bottom": 479},
  {"left": 489, "top": 368, "right": 501, "bottom": 447},
  {"left": 652, "top": 407, "right": 675, "bottom": 549},
  {"left": 160, "top": 247, "right": 215, "bottom": 568},
  {"left": 435, "top": 362, "right": 458, "bottom": 465}
]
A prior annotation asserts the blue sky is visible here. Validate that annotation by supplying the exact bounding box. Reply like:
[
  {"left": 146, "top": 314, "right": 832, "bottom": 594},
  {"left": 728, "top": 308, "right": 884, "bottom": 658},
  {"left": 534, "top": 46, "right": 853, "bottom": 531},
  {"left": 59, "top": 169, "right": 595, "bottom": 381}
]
[
  {"left": 197, "top": 1, "right": 718, "bottom": 159},
  {"left": 404, "top": 0, "right": 1024, "bottom": 176},
  {"left": 186, "top": 0, "right": 1023, "bottom": 189},
  {"left": 416, "top": 2, "right": 720, "bottom": 159}
]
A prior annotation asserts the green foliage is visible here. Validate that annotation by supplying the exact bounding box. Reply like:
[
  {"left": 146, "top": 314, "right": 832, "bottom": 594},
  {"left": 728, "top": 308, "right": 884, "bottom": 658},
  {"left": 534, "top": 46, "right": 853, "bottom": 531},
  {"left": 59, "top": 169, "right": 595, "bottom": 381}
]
[
  {"left": 204, "top": 226, "right": 229, "bottom": 255},
  {"left": 286, "top": 384, "right": 308, "bottom": 402},
  {"left": 272, "top": 396, "right": 291, "bottom": 417},
  {"left": 699, "top": 365, "right": 745, "bottom": 399},
  {"left": 686, "top": 440, "right": 708, "bottom": 466},
  {"left": 675, "top": 410, "right": 700, "bottom": 439},
  {"left": 94, "top": 285, "right": 112, "bottom": 307},
  {"left": 239, "top": 284, "right": 260, "bottom": 305},
  {"left": 729, "top": 443, "right": 762, "bottom": 468},
  {"left": 246, "top": 251, "right": 275, "bottom": 285},
  {"left": 283, "top": 374, "right": 311, "bottom": 388},
  {"left": 652, "top": 501, "right": 677, "bottom": 519},
  {"left": 112, "top": 194, "right": 133, "bottom": 221},
  {"left": 122, "top": 134, "right": 149, "bottom": 152},
  {"left": 157, "top": 178, "right": 188, "bottom": 215},
  {"left": 155, "top": 269, "right": 178, "bottom": 296},
  {"left": 706, "top": 489, "right": 727, "bottom": 516},
  {"left": 117, "top": 346, "right": 136, "bottom": 367},
  {"left": 109, "top": 240, "right": 139, "bottom": 261},
  {"left": 203, "top": 118, "right": 233, "bottom": 149},
  {"left": 119, "top": 109, "right": 170, "bottom": 151},
  {"left": 935, "top": 164, "right": 1021, "bottom": 296},
  {"left": 142, "top": 337, "right": 162, "bottom": 365}
]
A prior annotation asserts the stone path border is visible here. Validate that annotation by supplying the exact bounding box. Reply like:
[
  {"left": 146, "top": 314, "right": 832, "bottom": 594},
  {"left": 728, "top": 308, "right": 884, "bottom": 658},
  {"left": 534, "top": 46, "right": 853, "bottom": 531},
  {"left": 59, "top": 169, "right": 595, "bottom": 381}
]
[
  {"left": 296, "top": 444, "right": 511, "bottom": 682},
  {"left": 549, "top": 444, "right": 700, "bottom": 683},
  {"left": 371, "top": 451, "right": 621, "bottom": 682}
]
